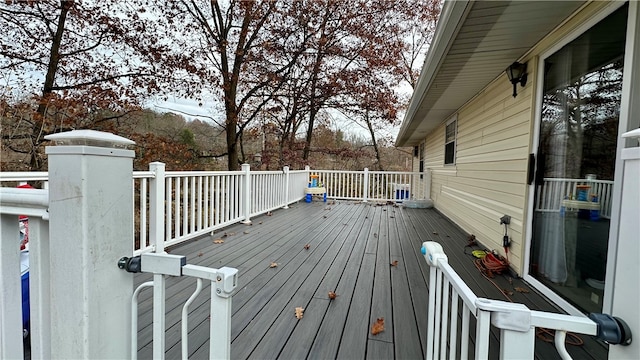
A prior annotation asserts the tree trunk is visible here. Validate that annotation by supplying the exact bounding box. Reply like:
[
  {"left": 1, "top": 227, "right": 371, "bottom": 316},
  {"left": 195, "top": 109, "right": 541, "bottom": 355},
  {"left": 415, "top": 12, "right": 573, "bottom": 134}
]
[
  {"left": 30, "top": 0, "right": 71, "bottom": 170},
  {"left": 365, "top": 108, "right": 383, "bottom": 171}
]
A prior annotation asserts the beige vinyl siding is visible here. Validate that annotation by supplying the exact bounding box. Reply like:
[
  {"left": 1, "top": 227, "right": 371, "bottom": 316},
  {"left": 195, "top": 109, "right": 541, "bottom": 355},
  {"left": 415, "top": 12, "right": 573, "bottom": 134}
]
[
  {"left": 416, "top": 1, "right": 614, "bottom": 275},
  {"left": 424, "top": 66, "right": 536, "bottom": 274}
]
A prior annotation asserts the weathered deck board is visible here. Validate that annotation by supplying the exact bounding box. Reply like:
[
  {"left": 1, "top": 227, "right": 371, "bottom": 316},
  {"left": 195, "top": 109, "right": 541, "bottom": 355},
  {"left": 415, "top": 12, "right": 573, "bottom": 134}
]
[{"left": 134, "top": 201, "right": 606, "bottom": 360}]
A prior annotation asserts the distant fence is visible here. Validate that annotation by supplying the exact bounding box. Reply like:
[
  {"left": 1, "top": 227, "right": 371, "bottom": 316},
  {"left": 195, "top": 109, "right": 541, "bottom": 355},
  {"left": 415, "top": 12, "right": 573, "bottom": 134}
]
[
  {"left": 534, "top": 178, "right": 614, "bottom": 219},
  {"left": 2, "top": 166, "right": 424, "bottom": 253},
  {"left": 311, "top": 169, "right": 422, "bottom": 203}
]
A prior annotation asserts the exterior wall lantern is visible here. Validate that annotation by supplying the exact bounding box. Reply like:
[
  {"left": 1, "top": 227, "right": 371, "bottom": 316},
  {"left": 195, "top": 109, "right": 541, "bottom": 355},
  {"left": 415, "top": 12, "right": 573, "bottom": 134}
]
[{"left": 506, "top": 61, "right": 527, "bottom": 98}]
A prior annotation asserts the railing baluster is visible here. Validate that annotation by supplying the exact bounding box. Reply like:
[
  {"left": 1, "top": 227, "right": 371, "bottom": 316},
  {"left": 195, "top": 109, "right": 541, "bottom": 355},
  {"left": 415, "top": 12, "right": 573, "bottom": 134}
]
[
  {"left": 440, "top": 278, "right": 450, "bottom": 359},
  {"left": 460, "top": 305, "right": 470, "bottom": 359},
  {"left": 449, "top": 289, "right": 459, "bottom": 360}
]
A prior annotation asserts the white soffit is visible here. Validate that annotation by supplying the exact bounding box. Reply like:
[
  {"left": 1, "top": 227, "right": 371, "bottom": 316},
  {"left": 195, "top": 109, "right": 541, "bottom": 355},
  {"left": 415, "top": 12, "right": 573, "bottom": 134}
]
[{"left": 396, "top": 0, "right": 586, "bottom": 147}]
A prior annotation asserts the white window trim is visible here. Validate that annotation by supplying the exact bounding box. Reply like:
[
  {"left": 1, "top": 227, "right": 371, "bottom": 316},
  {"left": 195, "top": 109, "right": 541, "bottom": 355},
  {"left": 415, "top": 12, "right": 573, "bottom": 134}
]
[{"left": 444, "top": 115, "right": 458, "bottom": 166}]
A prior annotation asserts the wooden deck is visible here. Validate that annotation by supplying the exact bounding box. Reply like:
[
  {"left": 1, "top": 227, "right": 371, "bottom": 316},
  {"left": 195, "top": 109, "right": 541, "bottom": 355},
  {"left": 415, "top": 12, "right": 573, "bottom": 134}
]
[{"left": 134, "top": 201, "right": 607, "bottom": 359}]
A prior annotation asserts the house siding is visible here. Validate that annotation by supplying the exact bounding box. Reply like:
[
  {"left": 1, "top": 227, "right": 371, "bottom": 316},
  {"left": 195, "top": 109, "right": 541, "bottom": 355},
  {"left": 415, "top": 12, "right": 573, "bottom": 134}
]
[
  {"left": 424, "top": 74, "right": 534, "bottom": 274},
  {"left": 414, "top": 1, "right": 616, "bottom": 275}
]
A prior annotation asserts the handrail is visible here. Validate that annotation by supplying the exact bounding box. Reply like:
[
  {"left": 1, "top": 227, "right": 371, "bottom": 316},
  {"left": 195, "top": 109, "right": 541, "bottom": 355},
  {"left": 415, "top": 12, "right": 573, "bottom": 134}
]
[{"left": 421, "top": 241, "right": 598, "bottom": 360}]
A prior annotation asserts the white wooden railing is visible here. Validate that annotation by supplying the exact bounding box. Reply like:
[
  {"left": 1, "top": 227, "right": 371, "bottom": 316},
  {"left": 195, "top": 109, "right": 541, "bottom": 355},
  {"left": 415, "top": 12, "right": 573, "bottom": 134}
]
[
  {"left": 535, "top": 178, "right": 614, "bottom": 219},
  {"left": 0, "top": 187, "right": 50, "bottom": 359},
  {"left": 3, "top": 166, "right": 426, "bottom": 255},
  {"left": 311, "top": 168, "right": 418, "bottom": 202},
  {"left": 0, "top": 130, "right": 240, "bottom": 359},
  {"left": 422, "top": 241, "right": 598, "bottom": 360}
]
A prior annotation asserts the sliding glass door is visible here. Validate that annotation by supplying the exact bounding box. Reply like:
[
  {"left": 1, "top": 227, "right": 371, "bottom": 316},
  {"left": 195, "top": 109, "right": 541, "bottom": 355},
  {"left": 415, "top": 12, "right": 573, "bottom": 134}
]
[{"left": 529, "top": 4, "right": 628, "bottom": 314}]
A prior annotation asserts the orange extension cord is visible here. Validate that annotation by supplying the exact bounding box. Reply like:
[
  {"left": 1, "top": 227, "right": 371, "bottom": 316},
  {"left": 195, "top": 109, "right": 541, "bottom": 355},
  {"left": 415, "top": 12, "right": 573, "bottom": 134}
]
[{"left": 468, "top": 243, "right": 584, "bottom": 347}]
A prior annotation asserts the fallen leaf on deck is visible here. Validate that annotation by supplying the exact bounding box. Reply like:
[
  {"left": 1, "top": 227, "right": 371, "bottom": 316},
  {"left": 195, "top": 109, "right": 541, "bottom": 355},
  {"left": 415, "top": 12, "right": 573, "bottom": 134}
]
[
  {"left": 304, "top": 244, "right": 310, "bottom": 250},
  {"left": 259, "top": 221, "right": 263, "bottom": 224},
  {"left": 515, "top": 287, "right": 530, "bottom": 293},
  {"left": 244, "top": 231, "right": 250, "bottom": 234},
  {"left": 295, "top": 307, "right": 304, "bottom": 319},
  {"left": 269, "top": 262, "right": 278, "bottom": 268},
  {"left": 324, "top": 207, "right": 331, "bottom": 210},
  {"left": 267, "top": 211, "right": 273, "bottom": 216},
  {"left": 503, "top": 289, "right": 514, "bottom": 296},
  {"left": 373, "top": 233, "right": 378, "bottom": 238},
  {"left": 227, "top": 232, "right": 236, "bottom": 236},
  {"left": 222, "top": 233, "right": 228, "bottom": 238},
  {"left": 198, "top": 252, "right": 204, "bottom": 257},
  {"left": 328, "top": 291, "right": 337, "bottom": 300},
  {"left": 390, "top": 260, "right": 398, "bottom": 267},
  {"left": 371, "top": 317, "right": 385, "bottom": 335},
  {"left": 213, "top": 239, "right": 225, "bottom": 244},
  {"left": 432, "top": 231, "right": 438, "bottom": 235}
]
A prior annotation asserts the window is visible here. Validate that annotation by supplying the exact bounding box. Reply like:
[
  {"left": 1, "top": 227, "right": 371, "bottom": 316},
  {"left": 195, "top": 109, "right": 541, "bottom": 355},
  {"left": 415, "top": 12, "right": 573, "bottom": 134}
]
[
  {"left": 444, "top": 116, "right": 457, "bottom": 165},
  {"left": 419, "top": 142, "right": 425, "bottom": 178}
]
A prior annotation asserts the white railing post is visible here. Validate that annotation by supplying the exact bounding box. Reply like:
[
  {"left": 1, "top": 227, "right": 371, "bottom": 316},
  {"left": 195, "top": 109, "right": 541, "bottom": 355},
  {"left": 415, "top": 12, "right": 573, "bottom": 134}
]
[
  {"left": 610, "top": 128, "right": 640, "bottom": 359},
  {"left": 149, "top": 162, "right": 166, "bottom": 253},
  {"left": 242, "top": 164, "right": 252, "bottom": 224},
  {"left": 363, "top": 168, "right": 369, "bottom": 202},
  {"left": 148, "top": 161, "right": 167, "bottom": 360},
  {"left": 0, "top": 216, "right": 24, "bottom": 359},
  {"left": 476, "top": 299, "right": 535, "bottom": 359},
  {"left": 45, "top": 130, "right": 134, "bottom": 359},
  {"left": 283, "top": 166, "right": 290, "bottom": 209},
  {"left": 421, "top": 242, "right": 448, "bottom": 360}
]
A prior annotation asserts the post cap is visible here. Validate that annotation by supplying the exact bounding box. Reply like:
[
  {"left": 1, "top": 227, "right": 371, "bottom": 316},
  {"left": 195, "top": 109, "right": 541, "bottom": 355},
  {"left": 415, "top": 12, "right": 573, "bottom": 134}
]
[{"left": 45, "top": 130, "right": 135, "bottom": 148}]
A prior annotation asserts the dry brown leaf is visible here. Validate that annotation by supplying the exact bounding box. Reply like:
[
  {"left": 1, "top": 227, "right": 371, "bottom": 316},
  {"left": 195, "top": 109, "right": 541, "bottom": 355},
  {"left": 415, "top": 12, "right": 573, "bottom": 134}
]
[
  {"left": 213, "top": 239, "right": 224, "bottom": 244},
  {"left": 328, "top": 291, "right": 337, "bottom": 300},
  {"left": 371, "top": 317, "right": 385, "bottom": 335},
  {"left": 515, "top": 287, "right": 530, "bottom": 293},
  {"left": 269, "top": 262, "right": 278, "bottom": 268},
  {"left": 243, "top": 231, "right": 250, "bottom": 234},
  {"left": 503, "top": 289, "right": 514, "bottom": 296},
  {"left": 390, "top": 260, "right": 398, "bottom": 267},
  {"left": 227, "top": 232, "right": 236, "bottom": 236},
  {"left": 373, "top": 233, "right": 378, "bottom": 238},
  {"left": 304, "top": 244, "right": 310, "bottom": 250},
  {"left": 295, "top": 307, "right": 304, "bottom": 319},
  {"left": 197, "top": 252, "right": 204, "bottom": 257}
]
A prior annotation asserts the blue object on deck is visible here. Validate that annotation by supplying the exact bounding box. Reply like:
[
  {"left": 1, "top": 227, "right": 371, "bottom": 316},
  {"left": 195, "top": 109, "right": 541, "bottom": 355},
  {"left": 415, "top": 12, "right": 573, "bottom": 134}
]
[
  {"left": 305, "top": 194, "right": 312, "bottom": 203},
  {"left": 20, "top": 250, "right": 30, "bottom": 335}
]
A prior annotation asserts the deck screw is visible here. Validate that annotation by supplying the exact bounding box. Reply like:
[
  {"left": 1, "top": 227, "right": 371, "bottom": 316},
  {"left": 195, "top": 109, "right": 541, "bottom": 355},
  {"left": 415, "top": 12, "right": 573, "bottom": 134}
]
[
  {"left": 216, "top": 288, "right": 222, "bottom": 294},
  {"left": 217, "top": 276, "right": 222, "bottom": 281}
]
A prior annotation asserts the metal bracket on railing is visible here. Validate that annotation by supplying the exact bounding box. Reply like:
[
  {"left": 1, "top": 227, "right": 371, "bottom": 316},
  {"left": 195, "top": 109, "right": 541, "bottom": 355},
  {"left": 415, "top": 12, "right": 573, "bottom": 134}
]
[
  {"left": 476, "top": 298, "right": 531, "bottom": 332},
  {"left": 589, "top": 313, "right": 632, "bottom": 346},
  {"left": 181, "top": 264, "right": 238, "bottom": 298},
  {"left": 421, "top": 241, "right": 448, "bottom": 267}
]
